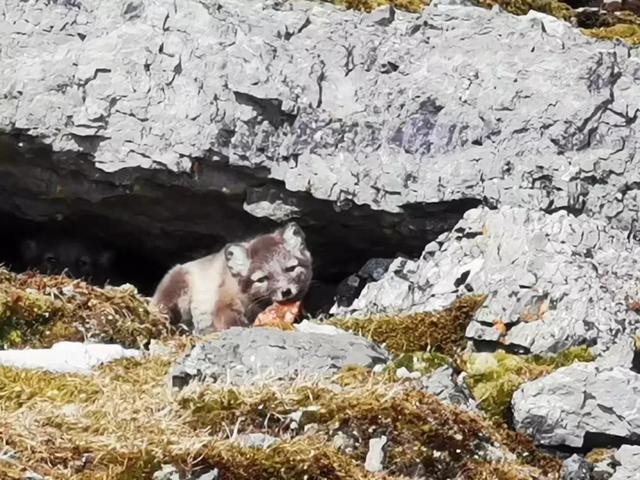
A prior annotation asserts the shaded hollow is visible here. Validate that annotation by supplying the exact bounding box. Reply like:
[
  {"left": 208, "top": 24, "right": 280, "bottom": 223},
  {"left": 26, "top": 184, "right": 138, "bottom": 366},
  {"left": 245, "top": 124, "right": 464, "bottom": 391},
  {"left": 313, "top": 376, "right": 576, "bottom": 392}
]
[{"left": 0, "top": 133, "right": 481, "bottom": 312}]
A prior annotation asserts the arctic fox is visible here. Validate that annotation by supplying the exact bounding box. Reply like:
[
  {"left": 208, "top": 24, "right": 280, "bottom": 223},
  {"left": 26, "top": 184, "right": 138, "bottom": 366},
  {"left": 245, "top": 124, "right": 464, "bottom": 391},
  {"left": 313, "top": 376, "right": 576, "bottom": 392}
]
[{"left": 151, "top": 222, "right": 313, "bottom": 334}]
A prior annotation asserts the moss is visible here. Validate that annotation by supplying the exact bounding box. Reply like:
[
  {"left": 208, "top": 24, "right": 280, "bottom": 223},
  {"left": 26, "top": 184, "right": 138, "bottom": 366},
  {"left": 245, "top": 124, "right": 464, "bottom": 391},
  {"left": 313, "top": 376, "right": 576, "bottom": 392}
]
[
  {"left": 585, "top": 447, "right": 615, "bottom": 464},
  {"left": 475, "top": 0, "right": 573, "bottom": 20},
  {"left": 386, "top": 351, "right": 452, "bottom": 376},
  {"left": 182, "top": 380, "right": 559, "bottom": 478},
  {"left": 0, "top": 331, "right": 562, "bottom": 480},
  {"left": 332, "top": 0, "right": 428, "bottom": 13},
  {"left": 585, "top": 23, "right": 640, "bottom": 44},
  {"left": 0, "top": 267, "right": 171, "bottom": 349},
  {"left": 464, "top": 346, "right": 594, "bottom": 420},
  {"left": 329, "top": 295, "right": 486, "bottom": 356}
]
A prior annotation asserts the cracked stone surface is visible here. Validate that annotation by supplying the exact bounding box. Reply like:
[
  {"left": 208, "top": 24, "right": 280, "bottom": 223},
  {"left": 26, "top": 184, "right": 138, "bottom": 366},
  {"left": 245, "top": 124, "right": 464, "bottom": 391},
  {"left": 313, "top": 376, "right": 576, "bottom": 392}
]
[
  {"left": 610, "top": 445, "right": 640, "bottom": 480},
  {"left": 511, "top": 363, "right": 640, "bottom": 448},
  {"left": 420, "top": 365, "right": 478, "bottom": 411},
  {"left": 170, "top": 326, "right": 390, "bottom": 387},
  {"left": 334, "top": 206, "right": 640, "bottom": 355},
  {"left": 3, "top": 0, "right": 640, "bottom": 235}
]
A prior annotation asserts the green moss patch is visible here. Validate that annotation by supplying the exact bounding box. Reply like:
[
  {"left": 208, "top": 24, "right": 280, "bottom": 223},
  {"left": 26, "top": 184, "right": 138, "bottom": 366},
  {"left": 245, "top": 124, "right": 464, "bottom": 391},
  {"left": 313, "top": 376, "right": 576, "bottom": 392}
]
[
  {"left": 181, "top": 379, "right": 559, "bottom": 478},
  {"left": 329, "top": 295, "right": 486, "bottom": 356},
  {"left": 0, "top": 342, "right": 560, "bottom": 480},
  {"left": 0, "top": 267, "right": 170, "bottom": 349},
  {"left": 464, "top": 347, "right": 594, "bottom": 420}
]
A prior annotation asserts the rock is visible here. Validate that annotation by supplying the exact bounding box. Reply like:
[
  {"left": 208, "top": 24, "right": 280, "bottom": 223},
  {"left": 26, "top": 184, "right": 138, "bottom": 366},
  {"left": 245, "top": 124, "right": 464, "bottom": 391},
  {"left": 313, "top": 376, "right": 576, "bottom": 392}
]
[
  {"left": 561, "top": 454, "right": 591, "bottom": 480},
  {"left": 286, "top": 407, "right": 321, "bottom": 430},
  {"left": 233, "top": 433, "right": 279, "bottom": 449},
  {"left": 595, "top": 337, "right": 636, "bottom": 370},
  {"left": 337, "top": 206, "right": 640, "bottom": 355},
  {"left": 364, "top": 435, "right": 387, "bottom": 472},
  {"left": 421, "top": 366, "right": 478, "bottom": 411},
  {"left": 335, "top": 258, "right": 395, "bottom": 308},
  {"left": 170, "top": 326, "right": 390, "bottom": 387},
  {"left": 0, "top": 341, "right": 141, "bottom": 374},
  {"left": 2, "top": 0, "right": 640, "bottom": 300},
  {"left": 294, "top": 319, "right": 346, "bottom": 335},
  {"left": 367, "top": 5, "right": 395, "bottom": 26},
  {"left": 153, "top": 465, "right": 219, "bottom": 480},
  {"left": 592, "top": 459, "right": 615, "bottom": 480},
  {"left": 610, "top": 445, "right": 640, "bottom": 480},
  {"left": 512, "top": 363, "right": 640, "bottom": 448}
]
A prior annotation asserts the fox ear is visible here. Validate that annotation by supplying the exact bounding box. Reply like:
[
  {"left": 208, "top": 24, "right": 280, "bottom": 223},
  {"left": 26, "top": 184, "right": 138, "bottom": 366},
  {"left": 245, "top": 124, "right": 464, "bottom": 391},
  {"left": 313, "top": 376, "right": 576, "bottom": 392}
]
[
  {"left": 224, "top": 243, "right": 250, "bottom": 276},
  {"left": 281, "top": 222, "right": 306, "bottom": 252}
]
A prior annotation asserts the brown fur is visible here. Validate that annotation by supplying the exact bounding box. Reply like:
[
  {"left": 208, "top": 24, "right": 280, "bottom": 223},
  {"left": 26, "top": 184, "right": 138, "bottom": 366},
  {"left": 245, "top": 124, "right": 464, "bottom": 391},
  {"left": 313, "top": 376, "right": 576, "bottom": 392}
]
[
  {"left": 151, "top": 222, "right": 312, "bottom": 334},
  {"left": 152, "top": 267, "right": 190, "bottom": 327}
]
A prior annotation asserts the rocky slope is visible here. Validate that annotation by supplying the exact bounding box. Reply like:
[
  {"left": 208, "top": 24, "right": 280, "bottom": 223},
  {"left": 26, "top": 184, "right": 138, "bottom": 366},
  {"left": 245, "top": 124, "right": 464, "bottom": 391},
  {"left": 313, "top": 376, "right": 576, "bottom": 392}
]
[{"left": 3, "top": 0, "right": 640, "bottom": 478}]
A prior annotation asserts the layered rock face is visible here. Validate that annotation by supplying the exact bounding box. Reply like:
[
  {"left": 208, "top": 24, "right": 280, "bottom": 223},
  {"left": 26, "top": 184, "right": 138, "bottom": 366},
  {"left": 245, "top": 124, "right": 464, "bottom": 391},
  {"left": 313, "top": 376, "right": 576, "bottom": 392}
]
[
  {"left": 5, "top": 0, "right": 640, "bottom": 474},
  {"left": 2, "top": 0, "right": 640, "bottom": 288},
  {"left": 335, "top": 206, "right": 640, "bottom": 356}
]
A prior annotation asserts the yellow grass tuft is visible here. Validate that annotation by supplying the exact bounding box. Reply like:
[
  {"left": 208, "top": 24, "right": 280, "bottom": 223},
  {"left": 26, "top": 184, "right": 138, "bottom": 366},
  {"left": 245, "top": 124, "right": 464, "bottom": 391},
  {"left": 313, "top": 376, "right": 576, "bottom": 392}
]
[{"left": 0, "top": 267, "right": 171, "bottom": 349}]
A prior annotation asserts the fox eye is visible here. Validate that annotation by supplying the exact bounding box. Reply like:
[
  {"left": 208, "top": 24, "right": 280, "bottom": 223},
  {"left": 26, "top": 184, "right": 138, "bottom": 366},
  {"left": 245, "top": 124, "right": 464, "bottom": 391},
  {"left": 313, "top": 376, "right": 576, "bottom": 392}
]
[
  {"left": 284, "top": 265, "right": 298, "bottom": 273},
  {"left": 254, "top": 275, "right": 269, "bottom": 283},
  {"left": 44, "top": 255, "right": 58, "bottom": 266}
]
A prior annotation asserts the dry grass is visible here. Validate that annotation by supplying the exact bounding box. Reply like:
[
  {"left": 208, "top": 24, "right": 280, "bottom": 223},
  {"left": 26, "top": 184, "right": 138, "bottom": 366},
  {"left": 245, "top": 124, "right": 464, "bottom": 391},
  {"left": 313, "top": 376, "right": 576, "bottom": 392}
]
[
  {"left": 0, "top": 338, "right": 560, "bottom": 480},
  {"left": 0, "top": 267, "right": 171, "bottom": 349}
]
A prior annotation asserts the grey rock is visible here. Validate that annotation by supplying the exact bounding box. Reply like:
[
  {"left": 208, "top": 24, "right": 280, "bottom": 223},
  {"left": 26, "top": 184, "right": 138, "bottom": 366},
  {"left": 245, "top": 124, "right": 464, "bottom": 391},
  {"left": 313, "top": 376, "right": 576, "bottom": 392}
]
[
  {"left": 561, "top": 454, "right": 591, "bottom": 480},
  {"left": 152, "top": 465, "right": 219, "bottom": 480},
  {"left": 337, "top": 206, "right": 640, "bottom": 355},
  {"left": 170, "top": 326, "right": 389, "bottom": 387},
  {"left": 512, "top": 363, "right": 640, "bottom": 448},
  {"left": 364, "top": 435, "right": 387, "bottom": 472},
  {"left": 152, "top": 465, "right": 181, "bottom": 480},
  {"left": 592, "top": 459, "right": 615, "bottom": 480},
  {"left": 194, "top": 472, "right": 219, "bottom": 480},
  {"left": 596, "top": 337, "right": 637, "bottom": 370},
  {"left": 367, "top": 5, "right": 395, "bottom": 26},
  {"left": 3, "top": 0, "right": 640, "bottom": 268},
  {"left": 610, "top": 445, "right": 640, "bottom": 480},
  {"left": 286, "top": 406, "right": 321, "bottom": 430},
  {"left": 421, "top": 366, "right": 478, "bottom": 411},
  {"left": 233, "top": 433, "right": 279, "bottom": 449},
  {"left": 335, "top": 257, "right": 395, "bottom": 308}
]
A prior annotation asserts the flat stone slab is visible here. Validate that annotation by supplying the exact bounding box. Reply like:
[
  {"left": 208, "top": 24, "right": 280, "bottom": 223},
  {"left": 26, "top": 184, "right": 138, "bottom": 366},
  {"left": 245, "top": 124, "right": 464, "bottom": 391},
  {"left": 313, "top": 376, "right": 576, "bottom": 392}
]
[
  {"left": 512, "top": 362, "right": 640, "bottom": 448},
  {"left": 170, "top": 326, "right": 390, "bottom": 387}
]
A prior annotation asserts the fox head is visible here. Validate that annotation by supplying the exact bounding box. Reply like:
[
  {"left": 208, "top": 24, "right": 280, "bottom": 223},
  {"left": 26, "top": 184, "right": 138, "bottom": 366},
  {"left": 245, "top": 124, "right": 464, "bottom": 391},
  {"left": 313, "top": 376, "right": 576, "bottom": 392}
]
[{"left": 224, "top": 222, "right": 312, "bottom": 304}]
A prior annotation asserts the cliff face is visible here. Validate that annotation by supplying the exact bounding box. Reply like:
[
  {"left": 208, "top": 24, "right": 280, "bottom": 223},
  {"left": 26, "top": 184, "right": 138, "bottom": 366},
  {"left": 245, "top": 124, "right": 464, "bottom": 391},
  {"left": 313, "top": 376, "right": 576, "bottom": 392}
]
[
  {"left": 4, "top": 0, "right": 640, "bottom": 475},
  {"left": 2, "top": 0, "right": 640, "bottom": 289}
]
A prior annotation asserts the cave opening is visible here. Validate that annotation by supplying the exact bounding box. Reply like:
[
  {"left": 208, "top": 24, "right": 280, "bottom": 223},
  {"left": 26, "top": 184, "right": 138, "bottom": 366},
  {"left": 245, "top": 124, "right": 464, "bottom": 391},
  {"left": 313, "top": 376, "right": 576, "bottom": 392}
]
[{"left": 0, "top": 132, "right": 482, "bottom": 314}]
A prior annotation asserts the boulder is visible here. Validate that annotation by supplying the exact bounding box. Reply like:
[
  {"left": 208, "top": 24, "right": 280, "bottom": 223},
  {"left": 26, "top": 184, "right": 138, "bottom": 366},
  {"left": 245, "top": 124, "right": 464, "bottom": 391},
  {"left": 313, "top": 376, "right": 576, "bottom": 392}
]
[
  {"left": 511, "top": 363, "right": 640, "bottom": 448},
  {"left": 561, "top": 454, "right": 591, "bottom": 480},
  {"left": 336, "top": 206, "right": 640, "bottom": 355},
  {"left": 170, "top": 326, "right": 390, "bottom": 387},
  {"left": 610, "top": 445, "right": 640, "bottom": 480}
]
